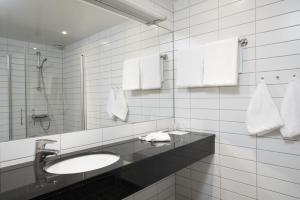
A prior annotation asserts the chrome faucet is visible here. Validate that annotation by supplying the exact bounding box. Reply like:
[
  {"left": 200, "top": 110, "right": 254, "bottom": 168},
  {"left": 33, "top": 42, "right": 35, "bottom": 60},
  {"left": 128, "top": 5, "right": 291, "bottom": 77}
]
[{"left": 35, "top": 139, "right": 59, "bottom": 163}]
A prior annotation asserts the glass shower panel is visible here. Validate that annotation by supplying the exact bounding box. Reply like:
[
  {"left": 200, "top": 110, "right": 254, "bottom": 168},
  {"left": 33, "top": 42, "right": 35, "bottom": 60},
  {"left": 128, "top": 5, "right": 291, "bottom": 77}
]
[
  {"left": 62, "top": 50, "right": 83, "bottom": 133},
  {"left": 0, "top": 40, "right": 26, "bottom": 142},
  {"left": 26, "top": 47, "right": 64, "bottom": 137},
  {"left": 10, "top": 44, "right": 26, "bottom": 140},
  {"left": 0, "top": 51, "right": 9, "bottom": 142}
]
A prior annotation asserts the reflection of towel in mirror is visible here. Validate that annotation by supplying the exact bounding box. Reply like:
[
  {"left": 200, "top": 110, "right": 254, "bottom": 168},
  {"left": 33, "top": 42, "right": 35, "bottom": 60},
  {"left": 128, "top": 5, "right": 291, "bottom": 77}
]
[
  {"left": 246, "top": 81, "right": 283, "bottom": 136},
  {"left": 106, "top": 88, "right": 116, "bottom": 119},
  {"left": 280, "top": 78, "right": 300, "bottom": 138},
  {"left": 140, "top": 53, "right": 162, "bottom": 90},
  {"left": 122, "top": 58, "right": 140, "bottom": 90},
  {"left": 111, "top": 89, "right": 128, "bottom": 121}
]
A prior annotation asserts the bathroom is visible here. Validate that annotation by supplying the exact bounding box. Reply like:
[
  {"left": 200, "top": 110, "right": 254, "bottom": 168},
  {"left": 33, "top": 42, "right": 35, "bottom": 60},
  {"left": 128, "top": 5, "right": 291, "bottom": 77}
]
[{"left": 0, "top": 0, "right": 299, "bottom": 199}]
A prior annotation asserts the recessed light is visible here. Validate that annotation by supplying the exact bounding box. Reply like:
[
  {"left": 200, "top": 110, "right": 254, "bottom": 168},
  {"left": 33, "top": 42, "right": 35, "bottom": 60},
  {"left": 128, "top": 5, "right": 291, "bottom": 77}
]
[
  {"left": 33, "top": 47, "right": 37, "bottom": 50},
  {"left": 101, "top": 40, "right": 110, "bottom": 45},
  {"left": 61, "top": 30, "right": 68, "bottom": 35}
]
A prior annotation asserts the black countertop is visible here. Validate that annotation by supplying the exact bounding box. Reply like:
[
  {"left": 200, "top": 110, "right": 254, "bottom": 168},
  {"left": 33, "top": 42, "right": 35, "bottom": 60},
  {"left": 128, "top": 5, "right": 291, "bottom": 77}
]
[{"left": 0, "top": 132, "right": 215, "bottom": 200}]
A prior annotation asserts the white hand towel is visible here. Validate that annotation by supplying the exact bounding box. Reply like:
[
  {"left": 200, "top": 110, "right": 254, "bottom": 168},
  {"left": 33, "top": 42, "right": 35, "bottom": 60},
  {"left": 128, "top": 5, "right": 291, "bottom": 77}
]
[
  {"left": 140, "top": 53, "right": 162, "bottom": 90},
  {"left": 106, "top": 88, "right": 116, "bottom": 119},
  {"left": 112, "top": 90, "right": 128, "bottom": 121},
  {"left": 139, "top": 131, "right": 171, "bottom": 142},
  {"left": 176, "top": 47, "right": 204, "bottom": 88},
  {"left": 122, "top": 58, "right": 140, "bottom": 90},
  {"left": 203, "top": 37, "right": 239, "bottom": 86},
  {"left": 246, "top": 81, "right": 283, "bottom": 136},
  {"left": 280, "top": 78, "right": 300, "bottom": 138}
]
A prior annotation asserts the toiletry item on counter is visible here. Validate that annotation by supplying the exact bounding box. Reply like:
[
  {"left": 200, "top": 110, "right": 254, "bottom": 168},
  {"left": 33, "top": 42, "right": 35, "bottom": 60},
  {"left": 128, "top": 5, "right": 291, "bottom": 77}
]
[
  {"left": 203, "top": 37, "right": 239, "bottom": 86},
  {"left": 139, "top": 131, "right": 171, "bottom": 142},
  {"left": 246, "top": 80, "right": 283, "bottom": 135},
  {"left": 280, "top": 78, "right": 300, "bottom": 138},
  {"left": 176, "top": 46, "right": 204, "bottom": 87},
  {"left": 140, "top": 53, "right": 162, "bottom": 90},
  {"left": 122, "top": 58, "right": 140, "bottom": 90}
]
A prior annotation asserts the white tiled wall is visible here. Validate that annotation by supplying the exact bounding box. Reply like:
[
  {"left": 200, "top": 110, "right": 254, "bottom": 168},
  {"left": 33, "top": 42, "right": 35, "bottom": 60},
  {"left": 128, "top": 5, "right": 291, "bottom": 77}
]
[
  {"left": 26, "top": 43, "right": 64, "bottom": 137},
  {"left": 0, "top": 38, "right": 26, "bottom": 142},
  {"left": 63, "top": 19, "right": 174, "bottom": 131},
  {"left": 173, "top": 0, "right": 300, "bottom": 200},
  {"left": 0, "top": 38, "right": 64, "bottom": 141}
]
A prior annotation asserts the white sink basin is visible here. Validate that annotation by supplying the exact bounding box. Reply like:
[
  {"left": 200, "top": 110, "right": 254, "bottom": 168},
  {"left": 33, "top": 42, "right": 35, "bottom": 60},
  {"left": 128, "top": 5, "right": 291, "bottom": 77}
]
[{"left": 44, "top": 153, "right": 120, "bottom": 174}]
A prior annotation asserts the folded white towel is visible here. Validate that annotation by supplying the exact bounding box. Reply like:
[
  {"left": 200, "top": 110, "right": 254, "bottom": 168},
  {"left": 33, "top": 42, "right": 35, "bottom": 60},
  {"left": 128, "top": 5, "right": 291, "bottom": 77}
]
[
  {"left": 122, "top": 58, "right": 140, "bottom": 90},
  {"left": 176, "top": 47, "right": 204, "bottom": 88},
  {"left": 168, "top": 131, "right": 189, "bottom": 135},
  {"left": 139, "top": 131, "right": 171, "bottom": 142},
  {"left": 140, "top": 53, "right": 162, "bottom": 90},
  {"left": 246, "top": 81, "right": 283, "bottom": 136},
  {"left": 203, "top": 37, "right": 239, "bottom": 86},
  {"left": 280, "top": 78, "right": 300, "bottom": 138},
  {"left": 111, "top": 90, "right": 128, "bottom": 121},
  {"left": 106, "top": 88, "right": 116, "bottom": 119}
]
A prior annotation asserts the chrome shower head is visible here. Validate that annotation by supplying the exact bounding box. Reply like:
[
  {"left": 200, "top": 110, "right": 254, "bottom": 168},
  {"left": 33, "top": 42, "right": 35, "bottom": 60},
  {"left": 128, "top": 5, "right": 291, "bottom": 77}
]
[{"left": 38, "top": 58, "right": 47, "bottom": 69}]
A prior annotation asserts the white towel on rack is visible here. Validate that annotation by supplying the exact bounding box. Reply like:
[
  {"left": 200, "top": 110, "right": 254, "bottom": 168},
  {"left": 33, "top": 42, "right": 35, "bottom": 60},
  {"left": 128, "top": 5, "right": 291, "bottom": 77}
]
[
  {"left": 246, "top": 81, "right": 283, "bottom": 136},
  {"left": 122, "top": 58, "right": 140, "bottom": 90},
  {"left": 111, "top": 90, "right": 128, "bottom": 121},
  {"left": 140, "top": 53, "right": 162, "bottom": 90},
  {"left": 106, "top": 88, "right": 116, "bottom": 119},
  {"left": 176, "top": 47, "right": 204, "bottom": 87},
  {"left": 280, "top": 78, "right": 300, "bottom": 138},
  {"left": 203, "top": 37, "right": 239, "bottom": 86}
]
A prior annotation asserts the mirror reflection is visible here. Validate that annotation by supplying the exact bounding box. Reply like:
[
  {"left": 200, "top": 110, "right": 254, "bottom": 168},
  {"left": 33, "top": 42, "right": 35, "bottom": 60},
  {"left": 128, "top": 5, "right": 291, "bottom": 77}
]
[{"left": 0, "top": 0, "right": 174, "bottom": 141}]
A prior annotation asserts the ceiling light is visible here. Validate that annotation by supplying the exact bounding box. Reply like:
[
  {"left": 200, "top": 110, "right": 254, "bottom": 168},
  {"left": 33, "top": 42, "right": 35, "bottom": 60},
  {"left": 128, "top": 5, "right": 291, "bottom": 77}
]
[
  {"left": 33, "top": 47, "right": 37, "bottom": 50},
  {"left": 61, "top": 31, "right": 68, "bottom": 35},
  {"left": 101, "top": 40, "right": 110, "bottom": 45}
]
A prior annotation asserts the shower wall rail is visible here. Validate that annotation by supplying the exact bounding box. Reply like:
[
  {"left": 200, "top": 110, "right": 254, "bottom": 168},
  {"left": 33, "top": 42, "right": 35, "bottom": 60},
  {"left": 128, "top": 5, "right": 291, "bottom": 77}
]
[
  {"left": 80, "top": 54, "right": 87, "bottom": 130},
  {"left": 7, "top": 55, "right": 13, "bottom": 140}
]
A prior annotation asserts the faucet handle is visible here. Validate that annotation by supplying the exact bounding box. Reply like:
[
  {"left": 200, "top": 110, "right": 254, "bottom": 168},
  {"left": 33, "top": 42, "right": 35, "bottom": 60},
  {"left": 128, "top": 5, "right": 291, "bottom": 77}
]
[{"left": 36, "top": 139, "right": 57, "bottom": 150}]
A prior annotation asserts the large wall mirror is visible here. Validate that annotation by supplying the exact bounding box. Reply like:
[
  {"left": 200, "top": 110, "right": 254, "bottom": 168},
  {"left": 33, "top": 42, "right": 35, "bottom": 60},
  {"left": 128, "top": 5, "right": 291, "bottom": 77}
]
[{"left": 0, "top": 0, "right": 174, "bottom": 142}]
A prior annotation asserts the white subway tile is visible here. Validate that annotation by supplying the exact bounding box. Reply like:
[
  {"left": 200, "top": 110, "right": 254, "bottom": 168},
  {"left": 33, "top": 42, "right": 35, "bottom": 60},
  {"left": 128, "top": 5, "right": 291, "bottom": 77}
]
[
  {"left": 61, "top": 129, "right": 101, "bottom": 150},
  {"left": 258, "top": 175, "right": 300, "bottom": 198},
  {"left": 221, "top": 178, "right": 256, "bottom": 198}
]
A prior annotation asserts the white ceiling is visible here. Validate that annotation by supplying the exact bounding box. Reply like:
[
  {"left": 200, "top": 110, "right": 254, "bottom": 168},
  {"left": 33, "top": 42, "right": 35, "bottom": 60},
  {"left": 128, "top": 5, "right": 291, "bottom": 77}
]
[{"left": 0, "top": 0, "right": 128, "bottom": 47}]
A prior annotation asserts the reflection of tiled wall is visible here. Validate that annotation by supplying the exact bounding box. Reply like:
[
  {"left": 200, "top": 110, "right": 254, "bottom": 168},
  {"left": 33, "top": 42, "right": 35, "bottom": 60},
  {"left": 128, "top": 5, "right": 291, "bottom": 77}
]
[
  {"left": 0, "top": 38, "right": 26, "bottom": 142},
  {"left": 63, "top": 0, "right": 174, "bottom": 132},
  {"left": 0, "top": 118, "right": 175, "bottom": 200},
  {"left": 0, "top": 37, "right": 64, "bottom": 141},
  {"left": 26, "top": 43, "right": 64, "bottom": 138},
  {"left": 173, "top": 0, "right": 300, "bottom": 200}
]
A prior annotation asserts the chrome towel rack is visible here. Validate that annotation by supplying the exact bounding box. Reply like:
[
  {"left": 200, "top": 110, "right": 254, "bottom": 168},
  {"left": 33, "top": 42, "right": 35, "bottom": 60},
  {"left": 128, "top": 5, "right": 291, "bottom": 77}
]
[
  {"left": 160, "top": 54, "right": 168, "bottom": 60},
  {"left": 239, "top": 38, "right": 248, "bottom": 47}
]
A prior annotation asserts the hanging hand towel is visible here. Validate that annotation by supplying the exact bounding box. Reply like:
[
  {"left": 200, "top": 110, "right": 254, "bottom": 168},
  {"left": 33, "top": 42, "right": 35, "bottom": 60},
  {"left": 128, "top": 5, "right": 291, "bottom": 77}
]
[
  {"left": 246, "top": 81, "right": 283, "bottom": 136},
  {"left": 112, "top": 90, "right": 128, "bottom": 121},
  {"left": 122, "top": 58, "right": 140, "bottom": 90},
  {"left": 203, "top": 37, "right": 239, "bottom": 86},
  {"left": 140, "top": 53, "right": 162, "bottom": 90},
  {"left": 176, "top": 47, "right": 204, "bottom": 87},
  {"left": 280, "top": 78, "right": 300, "bottom": 138},
  {"left": 106, "top": 88, "right": 116, "bottom": 119}
]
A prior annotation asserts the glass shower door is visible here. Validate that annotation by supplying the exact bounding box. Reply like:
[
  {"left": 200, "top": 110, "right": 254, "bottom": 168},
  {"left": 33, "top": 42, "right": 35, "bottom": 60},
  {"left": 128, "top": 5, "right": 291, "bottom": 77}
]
[{"left": 0, "top": 41, "right": 27, "bottom": 142}]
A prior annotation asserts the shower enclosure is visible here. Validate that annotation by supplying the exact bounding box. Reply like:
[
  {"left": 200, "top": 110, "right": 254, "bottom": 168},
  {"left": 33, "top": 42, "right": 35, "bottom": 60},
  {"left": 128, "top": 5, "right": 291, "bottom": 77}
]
[{"left": 0, "top": 44, "right": 86, "bottom": 141}]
